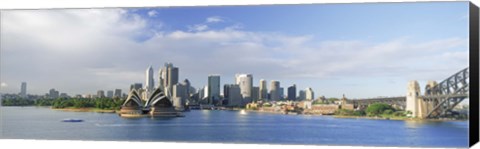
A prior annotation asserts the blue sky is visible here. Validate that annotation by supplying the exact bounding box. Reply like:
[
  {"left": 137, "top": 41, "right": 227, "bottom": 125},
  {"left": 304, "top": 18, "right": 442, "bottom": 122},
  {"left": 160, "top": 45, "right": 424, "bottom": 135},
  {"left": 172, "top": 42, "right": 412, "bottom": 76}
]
[{"left": 0, "top": 1, "right": 470, "bottom": 98}]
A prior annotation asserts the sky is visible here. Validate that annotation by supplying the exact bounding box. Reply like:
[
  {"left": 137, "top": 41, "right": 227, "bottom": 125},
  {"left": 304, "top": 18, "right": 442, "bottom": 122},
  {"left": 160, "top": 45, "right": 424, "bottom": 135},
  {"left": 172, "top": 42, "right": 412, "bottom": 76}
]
[{"left": 0, "top": 2, "right": 470, "bottom": 98}]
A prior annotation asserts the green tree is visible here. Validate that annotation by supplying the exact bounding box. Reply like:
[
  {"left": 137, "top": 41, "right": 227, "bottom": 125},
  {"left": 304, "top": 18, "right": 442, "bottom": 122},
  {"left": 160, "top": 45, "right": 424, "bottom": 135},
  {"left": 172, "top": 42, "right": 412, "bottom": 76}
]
[{"left": 365, "top": 103, "right": 395, "bottom": 116}]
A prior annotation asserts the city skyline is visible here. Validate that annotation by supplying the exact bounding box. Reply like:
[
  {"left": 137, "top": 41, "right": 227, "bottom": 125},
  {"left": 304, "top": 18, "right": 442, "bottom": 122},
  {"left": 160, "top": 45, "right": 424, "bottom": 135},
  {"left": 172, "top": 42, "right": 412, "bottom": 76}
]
[{"left": 0, "top": 2, "right": 469, "bottom": 98}]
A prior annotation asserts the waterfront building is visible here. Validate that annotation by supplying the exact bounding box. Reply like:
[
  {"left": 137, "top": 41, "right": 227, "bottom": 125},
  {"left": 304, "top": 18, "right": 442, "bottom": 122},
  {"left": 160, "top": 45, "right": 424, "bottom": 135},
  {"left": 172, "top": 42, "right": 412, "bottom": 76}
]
[
  {"left": 305, "top": 87, "right": 314, "bottom": 100},
  {"left": 224, "top": 84, "right": 243, "bottom": 106},
  {"left": 97, "top": 90, "right": 105, "bottom": 98},
  {"left": 114, "top": 89, "right": 122, "bottom": 98},
  {"left": 298, "top": 90, "right": 306, "bottom": 100},
  {"left": 145, "top": 66, "right": 155, "bottom": 94},
  {"left": 49, "top": 88, "right": 59, "bottom": 99},
  {"left": 172, "top": 83, "right": 187, "bottom": 110},
  {"left": 287, "top": 84, "right": 297, "bottom": 101},
  {"left": 235, "top": 74, "right": 253, "bottom": 103},
  {"left": 259, "top": 79, "right": 268, "bottom": 100},
  {"left": 107, "top": 90, "right": 114, "bottom": 98},
  {"left": 207, "top": 75, "right": 220, "bottom": 104},
  {"left": 182, "top": 79, "right": 191, "bottom": 100},
  {"left": 269, "top": 80, "right": 280, "bottom": 100},
  {"left": 20, "top": 82, "right": 27, "bottom": 98}
]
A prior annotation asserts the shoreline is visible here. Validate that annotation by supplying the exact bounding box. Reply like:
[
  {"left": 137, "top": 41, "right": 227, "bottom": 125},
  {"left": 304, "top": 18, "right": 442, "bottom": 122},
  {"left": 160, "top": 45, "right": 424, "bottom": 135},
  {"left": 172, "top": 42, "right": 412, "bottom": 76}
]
[{"left": 52, "top": 107, "right": 118, "bottom": 113}]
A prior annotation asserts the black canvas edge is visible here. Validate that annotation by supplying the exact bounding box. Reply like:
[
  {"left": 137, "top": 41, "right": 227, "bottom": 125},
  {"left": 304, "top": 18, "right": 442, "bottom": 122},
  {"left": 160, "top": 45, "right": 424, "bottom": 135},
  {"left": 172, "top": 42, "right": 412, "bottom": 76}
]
[{"left": 470, "top": 1, "right": 479, "bottom": 148}]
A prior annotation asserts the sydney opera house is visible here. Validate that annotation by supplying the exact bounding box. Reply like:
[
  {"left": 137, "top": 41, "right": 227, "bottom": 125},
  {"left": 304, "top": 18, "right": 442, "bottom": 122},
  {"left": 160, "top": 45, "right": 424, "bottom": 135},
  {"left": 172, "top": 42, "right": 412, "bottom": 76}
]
[{"left": 119, "top": 87, "right": 182, "bottom": 117}]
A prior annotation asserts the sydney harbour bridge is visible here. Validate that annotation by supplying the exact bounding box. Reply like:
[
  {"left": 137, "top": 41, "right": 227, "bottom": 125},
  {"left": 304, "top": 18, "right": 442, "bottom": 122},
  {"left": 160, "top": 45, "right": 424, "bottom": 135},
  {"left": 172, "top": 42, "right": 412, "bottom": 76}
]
[{"left": 346, "top": 67, "right": 469, "bottom": 119}]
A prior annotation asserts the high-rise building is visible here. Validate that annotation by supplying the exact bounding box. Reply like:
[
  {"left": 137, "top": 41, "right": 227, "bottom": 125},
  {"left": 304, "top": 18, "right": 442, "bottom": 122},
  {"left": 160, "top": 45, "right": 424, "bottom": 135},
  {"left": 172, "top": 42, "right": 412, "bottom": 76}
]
[
  {"left": 207, "top": 75, "right": 220, "bottom": 104},
  {"left": 97, "top": 90, "right": 105, "bottom": 98},
  {"left": 251, "top": 86, "right": 259, "bottom": 101},
  {"left": 114, "top": 89, "right": 122, "bottom": 98},
  {"left": 288, "top": 84, "right": 297, "bottom": 100},
  {"left": 259, "top": 79, "right": 268, "bottom": 100},
  {"left": 279, "top": 87, "right": 284, "bottom": 100},
  {"left": 306, "top": 87, "right": 314, "bottom": 100},
  {"left": 145, "top": 66, "right": 155, "bottom": 92},
  {"left": 130, "top": 83, "right": 142, "bottom": 91},
  {"left": 49, "top": 88, "right": 59, "bottom": 99},
  {"left": 224, "top": 84, "right": 242, "bottom": 106},
  {"left": 20, "top": 82, "right": 27, "bottom": 98},
  {"left": 269, "top": 80, "right": 280, "bottom": 100},
  {"left": 298, "top": 90, "right": 306, "bottom": 100},
  {"left": 172, "top": 83, "right": 187, "bottom": 110},
  {"left": 235, "top": 74, "right": 253, "bottom": 102},
  {"left": 107, "top": 90, "right": 114, "bottom": 98},
  {"left": 160, "top": 63, "right": 179, "bottom": 97},
  {"left": 182, "top": 79, "right": 191, "bottom": 100}
]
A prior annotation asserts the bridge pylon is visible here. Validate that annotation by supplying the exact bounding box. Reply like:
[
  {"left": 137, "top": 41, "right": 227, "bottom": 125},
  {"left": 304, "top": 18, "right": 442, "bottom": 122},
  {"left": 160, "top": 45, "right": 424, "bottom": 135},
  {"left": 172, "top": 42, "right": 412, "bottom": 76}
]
[{"left": 406, "top": 80, "right": 424, "bottom": 118}]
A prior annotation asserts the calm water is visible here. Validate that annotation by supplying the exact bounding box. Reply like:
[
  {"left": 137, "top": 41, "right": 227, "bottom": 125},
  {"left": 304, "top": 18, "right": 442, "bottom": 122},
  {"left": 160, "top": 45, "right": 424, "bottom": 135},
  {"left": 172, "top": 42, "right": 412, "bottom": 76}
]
[{"left": 0, "top": 107, "right": 469, "bottom": 147}]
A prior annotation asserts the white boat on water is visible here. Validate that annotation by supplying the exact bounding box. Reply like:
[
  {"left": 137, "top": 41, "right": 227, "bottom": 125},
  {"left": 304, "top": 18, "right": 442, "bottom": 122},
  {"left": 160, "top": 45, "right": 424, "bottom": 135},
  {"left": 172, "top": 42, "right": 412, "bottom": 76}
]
[{"left": 62, "top": 119, "right": 84, "bottom": 122}]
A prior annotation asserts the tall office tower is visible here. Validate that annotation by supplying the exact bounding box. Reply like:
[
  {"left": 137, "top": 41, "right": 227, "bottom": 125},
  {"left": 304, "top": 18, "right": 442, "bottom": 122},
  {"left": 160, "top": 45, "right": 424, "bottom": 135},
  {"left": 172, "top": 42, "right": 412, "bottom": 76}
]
[
  {"left": 298, "top": 90, "right": 306, "bottom": 100},
  {"left": 198, "top": 87, "right": 205, "bottom": 101},
  {"left": 182, "top": 79, "right": 191, "bottom": 100},
  {"left": 97, "top": 90, "right": 105, "bottom": 98},
  {"left": 145, "top": 65, "right": 155, "bottom": 93},
  {"left": 130, "top": 83, "right": 143, "bottom": 91},
  {"left": 207, "top": 75, "right": 220, "bottom": 104},
  {"left": 251, "top": 86, "right": 259, "bottom": 101},
  {"left": 235, "top": 74, "right": 253, "bottom": 102},
  {"left": 288, "top": 84, "right": 297, "bottom": 100},
  {"left": 172, "top": 83, "right": 187, "bottom": 110},
  {"left": 20, "top": 82, "right": 27, "bottom": 98},
  {"left": 107, "top": 90, "right": 114, "bottom": 98},
  {"left": 160, "top": 63, "right": 179, "bottom": 96},
  {"left": 224, "top": 84, "right": 242, "bottom": 106},
  {"left": 49, "top": 88, "right": 59, "bottom": 99},
  {"left": 158, "top": 68, "right": 165, "bottom": 89},
  {"left": 259, "top": 79, "right": 268, "bottom": 100},
  {"left": 279, "top": 87, "right": 284, "bottom": 100},
  {"left": 269, "top": 80, "right": 280, "bottom": 101},
  {"left": 305, "top": 87, "right": 315, "bottom": 100},
  {"left": 114, "top": 89, "right": 122, "bottom": 98}
]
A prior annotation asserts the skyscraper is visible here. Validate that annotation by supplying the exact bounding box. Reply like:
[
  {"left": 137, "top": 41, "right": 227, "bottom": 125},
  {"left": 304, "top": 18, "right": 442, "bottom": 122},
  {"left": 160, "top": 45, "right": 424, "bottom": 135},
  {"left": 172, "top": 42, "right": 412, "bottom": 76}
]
[
  {"left": 298, "top": 90, "right": 306, "bottom": 100},
  {"left": 20, "top": 82, "right": 27, "bottom": 98},
  {"left": 145, "top": 65, "right": 154, "bottom": 92},
  {"left": 49, "top": 88, "right": 59, "bottom": 99},
  {"left": 172, "top": 83, "right": 187, "bottom": 110},
  {"left": 207, "top": 75, "right": 220, "bottom": 104},
  {"left": 306, "top": 87, "right": 315, "bottom": 100},
  {"left": 288, "top": 84, "right": 296, "bottom": 100},
  {"left": 224, "top": 84, "right": 242, "bottom": 106},
  {"left": 269, "top": 80, "right": 280, "bottom": 100},
  {"left": 235, "top": 74, "right": 253, "bottom": 102},
  {"left": 279, "top": 87, "right": 284, "bottom": 100},
  {"left": 160, "top": 63, "right": 179, "bottom": 97},
  {"left": 97, "top": 90, "right": 105, "bottom": 98},
  {"left": 107, "top": 90, "right": 114, "bottom": 98},
  {"left": 251, "top": 86, "right": 259, "bottom": 101},
  {"left": 114, "top": 89, "right": 122, "bottom": 98},
  {"left": 130, "top": 83, "right": 142, "bottom": 91},
  {"left": 259, "top": 79, "right": 268, "bottom": 100}
]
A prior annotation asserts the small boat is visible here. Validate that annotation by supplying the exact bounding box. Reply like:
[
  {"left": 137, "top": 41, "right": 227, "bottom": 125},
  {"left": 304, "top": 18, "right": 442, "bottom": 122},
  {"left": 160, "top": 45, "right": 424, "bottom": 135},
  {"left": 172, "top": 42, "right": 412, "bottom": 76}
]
[{"left": 62, "top": 119, "right": 84, "bottom": 122}]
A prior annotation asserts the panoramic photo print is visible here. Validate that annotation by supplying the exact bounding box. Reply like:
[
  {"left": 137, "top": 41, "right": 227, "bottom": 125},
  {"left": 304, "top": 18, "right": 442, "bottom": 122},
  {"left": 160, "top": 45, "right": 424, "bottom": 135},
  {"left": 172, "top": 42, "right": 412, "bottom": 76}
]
[{"left": 0, "top": 1, "right": 471, "bottom": 148}]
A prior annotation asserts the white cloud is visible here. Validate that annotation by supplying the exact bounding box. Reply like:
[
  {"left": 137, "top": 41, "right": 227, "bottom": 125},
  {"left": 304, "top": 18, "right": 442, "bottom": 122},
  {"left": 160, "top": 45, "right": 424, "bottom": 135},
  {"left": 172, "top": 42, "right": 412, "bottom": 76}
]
[
  {"left": 206, "top": 16, "right": 223, "bottom": 23},
  {"left": 188, "top": 24, "right": 209, "bottom": 32},
  {"left": 0, "top": 9, "right": 469, "bottom": 98},
  {"left": 147, "top": 10, "right": 157, "bottom": 17}
]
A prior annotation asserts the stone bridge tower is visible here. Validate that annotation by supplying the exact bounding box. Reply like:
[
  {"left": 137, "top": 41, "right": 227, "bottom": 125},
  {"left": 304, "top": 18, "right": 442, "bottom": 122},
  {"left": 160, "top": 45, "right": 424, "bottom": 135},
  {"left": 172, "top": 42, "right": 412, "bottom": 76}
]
[{"left": 406, "top": 80, "right": 421, "bottom": 118}]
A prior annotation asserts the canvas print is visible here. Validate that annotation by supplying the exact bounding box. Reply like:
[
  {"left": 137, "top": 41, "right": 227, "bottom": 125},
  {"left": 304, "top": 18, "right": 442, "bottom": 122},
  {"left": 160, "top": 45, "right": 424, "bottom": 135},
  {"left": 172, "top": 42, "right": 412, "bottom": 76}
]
[{"left": 0, "top": 2, "right": 471, "bottom": 148}]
